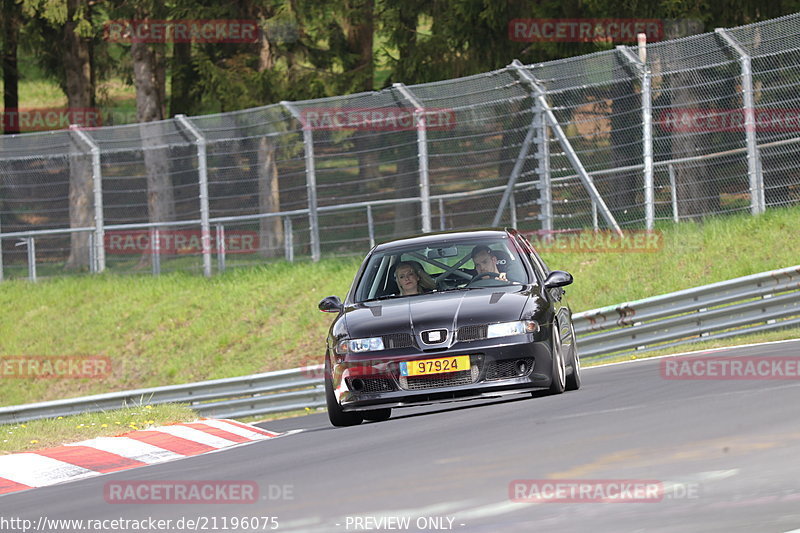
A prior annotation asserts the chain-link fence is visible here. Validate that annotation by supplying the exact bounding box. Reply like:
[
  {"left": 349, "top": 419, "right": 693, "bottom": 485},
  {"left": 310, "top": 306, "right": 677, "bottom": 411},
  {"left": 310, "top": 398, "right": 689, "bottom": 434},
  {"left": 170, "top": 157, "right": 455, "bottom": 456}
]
[{"left": 1, "top": 14, "right": 799, "bottom": 280}]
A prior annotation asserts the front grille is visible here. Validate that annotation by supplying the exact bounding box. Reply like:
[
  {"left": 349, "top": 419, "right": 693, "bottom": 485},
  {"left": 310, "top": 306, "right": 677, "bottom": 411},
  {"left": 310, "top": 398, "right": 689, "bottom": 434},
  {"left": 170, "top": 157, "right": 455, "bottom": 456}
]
[
  {"left": 398, "top": 365, "right": 481, "bottom": 391},
  {"left": 346, "top": 377, "right": 395, "bottom": 393},
  {"left": 457, "top": 325, "right": 487, "bottom": 342},
  {"left": 485, "top": 358, "right": 534, "bottom": 380},
  {"left": 382, "top": 333, "right": 414, "bottom": 349}
]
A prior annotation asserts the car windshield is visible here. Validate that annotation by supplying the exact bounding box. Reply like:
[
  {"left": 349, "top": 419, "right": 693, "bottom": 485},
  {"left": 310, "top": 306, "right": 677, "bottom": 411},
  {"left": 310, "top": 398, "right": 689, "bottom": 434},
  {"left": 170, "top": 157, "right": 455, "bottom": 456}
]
[{"left": 354, "top": 236, "right": 530, "bottom": 303}]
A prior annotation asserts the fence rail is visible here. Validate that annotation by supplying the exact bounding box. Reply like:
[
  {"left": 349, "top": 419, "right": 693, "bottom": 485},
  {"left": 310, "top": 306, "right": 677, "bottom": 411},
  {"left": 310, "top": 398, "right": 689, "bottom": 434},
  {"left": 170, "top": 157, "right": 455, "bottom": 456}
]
[
  {"left": 3, "top": 14, "right": 800, "bottom": 279},
  {"left": 1, "top": 265, "right": 797, "bottom": 424}
]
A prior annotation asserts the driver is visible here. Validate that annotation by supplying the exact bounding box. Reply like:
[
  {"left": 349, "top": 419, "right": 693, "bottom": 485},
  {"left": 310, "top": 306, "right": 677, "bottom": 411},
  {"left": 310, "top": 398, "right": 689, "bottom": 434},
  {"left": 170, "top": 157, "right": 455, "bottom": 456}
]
[{"left": 470, "top": 245, "right": 508, "bottom": 281}]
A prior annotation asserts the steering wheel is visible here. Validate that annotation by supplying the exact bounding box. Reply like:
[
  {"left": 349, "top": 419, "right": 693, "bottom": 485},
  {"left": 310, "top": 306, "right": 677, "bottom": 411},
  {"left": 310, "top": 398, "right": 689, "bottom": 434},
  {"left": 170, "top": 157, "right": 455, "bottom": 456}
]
[{"left": 466, "top": 271, "right": 501, "bottom": 286}]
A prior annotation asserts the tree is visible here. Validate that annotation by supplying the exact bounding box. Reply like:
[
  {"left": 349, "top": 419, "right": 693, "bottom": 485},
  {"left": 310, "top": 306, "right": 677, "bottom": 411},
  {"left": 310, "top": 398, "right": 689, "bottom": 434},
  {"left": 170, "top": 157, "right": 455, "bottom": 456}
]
[
  {"left": 2, "top": 0, "right": 22, "bottom": 134},
  {"left": 21, "top": 0, "right": 96, "bottom": 269}
]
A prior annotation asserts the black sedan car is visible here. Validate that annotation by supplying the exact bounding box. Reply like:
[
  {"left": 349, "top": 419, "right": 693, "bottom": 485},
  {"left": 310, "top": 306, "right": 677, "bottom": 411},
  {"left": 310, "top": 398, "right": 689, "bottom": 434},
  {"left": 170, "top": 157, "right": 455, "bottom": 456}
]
[{"left": 318, "top": 228, "right": 580, "bottom": 426}]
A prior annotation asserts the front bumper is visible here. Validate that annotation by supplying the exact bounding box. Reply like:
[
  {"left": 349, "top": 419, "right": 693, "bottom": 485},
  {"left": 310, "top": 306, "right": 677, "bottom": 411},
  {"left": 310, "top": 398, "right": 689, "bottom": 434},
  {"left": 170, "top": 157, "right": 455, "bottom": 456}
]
[{"left": 331, "top": 334, "right": 555, "bottom": 411}]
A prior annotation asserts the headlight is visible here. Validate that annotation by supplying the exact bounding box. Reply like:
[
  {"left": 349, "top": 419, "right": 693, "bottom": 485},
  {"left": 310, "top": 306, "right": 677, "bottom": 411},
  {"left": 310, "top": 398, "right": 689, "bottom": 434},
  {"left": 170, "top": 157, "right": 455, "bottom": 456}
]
[
  {"left": 336, "top": 337, "right": 385, "bottom": 354},
  {"left": 486, "top": 320, "right": 539, "bottom": 338}
]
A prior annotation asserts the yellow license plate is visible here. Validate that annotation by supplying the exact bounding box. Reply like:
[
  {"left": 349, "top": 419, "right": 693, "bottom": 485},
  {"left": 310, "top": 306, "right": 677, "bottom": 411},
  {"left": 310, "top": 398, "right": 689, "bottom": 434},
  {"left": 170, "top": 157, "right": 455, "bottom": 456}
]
[{"left": 400, "top": 355, "right": 471, "bottom": 377}]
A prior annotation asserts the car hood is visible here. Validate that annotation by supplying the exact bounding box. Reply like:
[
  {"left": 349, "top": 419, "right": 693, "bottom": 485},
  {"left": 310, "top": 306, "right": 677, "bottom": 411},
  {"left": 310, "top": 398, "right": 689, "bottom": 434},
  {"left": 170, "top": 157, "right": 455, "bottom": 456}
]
[{"left": 344, "top": 287, "right": 531, "bottom": 339}]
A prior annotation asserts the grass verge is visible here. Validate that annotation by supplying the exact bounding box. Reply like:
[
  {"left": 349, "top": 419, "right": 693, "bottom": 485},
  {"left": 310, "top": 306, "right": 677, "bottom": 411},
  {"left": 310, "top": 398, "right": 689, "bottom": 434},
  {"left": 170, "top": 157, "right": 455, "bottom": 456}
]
[{"left": 0, "top": 404, "right": 197, "bottom": 455}]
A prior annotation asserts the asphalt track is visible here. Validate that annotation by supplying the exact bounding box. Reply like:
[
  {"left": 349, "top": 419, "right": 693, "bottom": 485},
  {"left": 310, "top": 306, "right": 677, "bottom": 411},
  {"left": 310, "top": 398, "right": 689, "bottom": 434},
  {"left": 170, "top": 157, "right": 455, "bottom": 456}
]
[{"left": 2, "top": 339, "right": 800, "bottom": 533}]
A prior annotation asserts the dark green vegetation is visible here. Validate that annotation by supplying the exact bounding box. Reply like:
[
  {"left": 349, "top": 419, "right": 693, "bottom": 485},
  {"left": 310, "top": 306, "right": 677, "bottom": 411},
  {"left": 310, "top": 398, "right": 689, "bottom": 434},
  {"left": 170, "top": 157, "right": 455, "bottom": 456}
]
[{"left": 2, "top": 0, "right": 798, "bottom": 129}]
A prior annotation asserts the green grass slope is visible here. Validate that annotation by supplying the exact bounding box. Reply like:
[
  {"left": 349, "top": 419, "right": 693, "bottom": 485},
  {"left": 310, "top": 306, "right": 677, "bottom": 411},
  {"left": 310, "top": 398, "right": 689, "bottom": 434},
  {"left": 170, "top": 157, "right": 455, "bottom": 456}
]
[{"left": 0, "top": 207, "right": 798, "bottom": 406}]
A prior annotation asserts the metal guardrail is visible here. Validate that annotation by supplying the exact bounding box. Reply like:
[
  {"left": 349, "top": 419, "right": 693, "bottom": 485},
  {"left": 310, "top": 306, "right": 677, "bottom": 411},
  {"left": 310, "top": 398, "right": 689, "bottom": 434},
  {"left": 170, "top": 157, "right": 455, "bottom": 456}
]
[
  {"left": 573, "top": 264, "right": 800, "bottom": 359},
  {"left": 0, "top": 367, "right": 326, "bottom": 425},
  {"left": 1, "top": 265, "right": 798, "bottom": 424}
]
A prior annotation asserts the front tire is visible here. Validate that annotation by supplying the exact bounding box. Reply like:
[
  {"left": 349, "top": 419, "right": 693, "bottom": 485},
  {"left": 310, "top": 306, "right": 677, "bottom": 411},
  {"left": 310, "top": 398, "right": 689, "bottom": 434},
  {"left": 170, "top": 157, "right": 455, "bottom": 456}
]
[
  {"left": 325, "top": 359, "right": 363, "bottom": 427},
  {"left": 565, "top": 321, "right": 581, "bottom": 391},
  {"left": 548, "top": 320, "right": 566, "bottom": 395}
]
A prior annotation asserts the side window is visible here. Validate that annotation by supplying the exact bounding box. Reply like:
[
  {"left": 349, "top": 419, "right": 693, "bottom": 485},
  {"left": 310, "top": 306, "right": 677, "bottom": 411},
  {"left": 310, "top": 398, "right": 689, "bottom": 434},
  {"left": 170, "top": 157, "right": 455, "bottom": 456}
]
[{"left": 515, "top": 234, "right": 547, "bottom": 282}]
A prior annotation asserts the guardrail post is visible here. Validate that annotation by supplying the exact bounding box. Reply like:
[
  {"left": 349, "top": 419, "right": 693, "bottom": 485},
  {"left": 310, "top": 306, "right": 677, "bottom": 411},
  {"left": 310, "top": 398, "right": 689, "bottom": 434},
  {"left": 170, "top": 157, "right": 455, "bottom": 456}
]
[
  {"left": 510, "top": 60, "right": 623, "bottom": 236},
  {"left": 617, "top": 44, "right": 654, "bottom": 230},
  {"left": 536, "top": 101, "right": 553, "bottom": 233},
  {"left": 393, "top": 83, "right": 432, "bottom": 233},
  {"left": 281, "top": 102, "right": 321, "bottom": 261},
  {"left": 175, "top": 115, "right": 212, "bottom": 277},
  {"left": 716, "top": 28, "right": 765, "bottom": 215},
  {"left": 151, "top": 228, "right": 161, "bottom": 276},
  {"left": 668, "top": 164, "right": 679, "bottom": 222},
  {"left": 69, "top": 125, "right": 106, "bottom": 273},
  {"left": 216, "top": 224, "right": 226, "bottom": 273},
  {"left": 283, "top": 216, "right": 294, "bottom": 262},
  {"left": 366, "top": 205, "right": 375, "bottom": 248}
]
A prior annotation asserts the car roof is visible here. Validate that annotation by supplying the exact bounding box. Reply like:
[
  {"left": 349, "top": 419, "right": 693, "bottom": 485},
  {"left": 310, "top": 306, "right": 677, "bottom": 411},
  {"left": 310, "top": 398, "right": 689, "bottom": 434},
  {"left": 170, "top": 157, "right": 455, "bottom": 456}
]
[{"left": 372, "top": 228, "right": 513, "bottom": 252}]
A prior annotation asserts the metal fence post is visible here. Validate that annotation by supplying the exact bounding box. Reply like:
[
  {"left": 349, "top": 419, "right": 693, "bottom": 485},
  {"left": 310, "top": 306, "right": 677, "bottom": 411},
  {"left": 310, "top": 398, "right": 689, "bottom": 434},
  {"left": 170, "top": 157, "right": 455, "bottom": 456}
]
[
  {"left": 151, "top": 228, "right": 161, "bottom": 276},
  {"left": 668, "top": 164, "right": 679, "bottom": 222},
  {"left": 617, "top": 45, "right": 654, "bottom": 230},
  {"left": 493, "top": 95, "right": 539, "bottom": 226},
  {"left": 283, "top": 216, "right": 294, "bottom": 262},
  {"left": 438, "top": 198, "right": 446, "bottom": 231},
  {"left": 175, "top": 115, "right": 212, "bottom": 277},
  {"left": 366, "top": 205, "right": 375, "bottom": 248},
  {"left": 536, "top": 101, "right": 553, "bottom": 233},
  {"left": 509, "top": 191, "right": 517, "bottom": 228},
  {"left": 510, "top": 60, "right": 623, "bottom": 236},
  {"left": 88, "top": 233, "right": 96, "bottom": 274},
  {"left": 216, "top": 224, "right": 226, "bottom": 273},
  {"left": 282, "top": 102, "right": 320, "bottom": 261},
  {"left": 716, "top": 28, "right": 765, "bottom": 215},
  {"left": 16, "top": 238, "right": 36, "bottom": 282},
  {"left": 393, "top": 83, "right": 432, "bottom": 233},
  {"left": 69, "top": 125, "right": 106, "bottom": 273},
  {"left": 27, "top": 238, "right": 36, "bottom": 282}
]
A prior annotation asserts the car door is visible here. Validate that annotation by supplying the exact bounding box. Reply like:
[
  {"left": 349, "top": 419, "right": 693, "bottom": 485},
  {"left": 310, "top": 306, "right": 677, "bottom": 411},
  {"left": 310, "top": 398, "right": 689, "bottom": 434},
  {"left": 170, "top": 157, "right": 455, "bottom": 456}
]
[{"left": 514, "top": 233, "right": 571, "bottom": 345}]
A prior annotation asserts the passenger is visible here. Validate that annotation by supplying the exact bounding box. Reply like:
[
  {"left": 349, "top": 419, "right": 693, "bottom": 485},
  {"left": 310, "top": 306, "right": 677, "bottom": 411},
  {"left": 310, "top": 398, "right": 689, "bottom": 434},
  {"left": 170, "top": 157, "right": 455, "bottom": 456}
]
[
  {"left": 395, "top": 261, "right": 436, "bottom": 295},
  {"left": 470, "top": 245, "right": 508, "bottom": 281}
]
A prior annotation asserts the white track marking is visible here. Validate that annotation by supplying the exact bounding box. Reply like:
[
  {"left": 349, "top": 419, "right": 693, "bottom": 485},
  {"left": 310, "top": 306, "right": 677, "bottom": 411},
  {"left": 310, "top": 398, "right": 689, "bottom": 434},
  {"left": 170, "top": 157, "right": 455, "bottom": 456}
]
[
  {"left": 0, "top": 454, "right": 96, "bottom": 487},
  {"left": 65, "top": 436, "right": 184, "bottom": 464},
  {"left": 201, "top": 419, "right": 276, "bottom": 440},
  {"left": 151, "top": 425, "right": 241, "bottom": 448}
]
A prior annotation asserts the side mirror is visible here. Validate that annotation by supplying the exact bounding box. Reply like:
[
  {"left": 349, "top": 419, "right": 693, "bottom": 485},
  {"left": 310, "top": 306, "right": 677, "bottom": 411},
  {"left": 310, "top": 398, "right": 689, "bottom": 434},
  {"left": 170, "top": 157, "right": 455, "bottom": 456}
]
[
  {"left": 318, "top": 295, "right": 343, "bottom": 313},
  {"left": 544, "top": 270, "right": 573, "bottom": 289}
]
